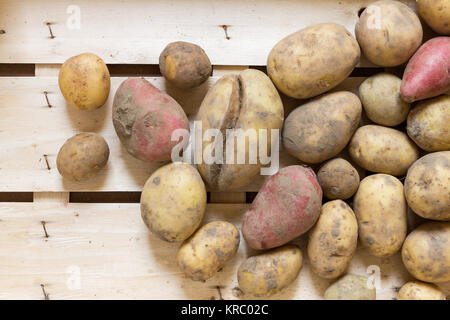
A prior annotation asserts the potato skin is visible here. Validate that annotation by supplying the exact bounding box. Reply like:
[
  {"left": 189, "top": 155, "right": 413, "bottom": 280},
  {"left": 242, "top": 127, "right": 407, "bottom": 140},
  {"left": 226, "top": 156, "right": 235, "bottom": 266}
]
[
  {"left": 267, "top": 23, "right": 360, "bottom": 99},
  {"left": 159, "top": 41, "right": 212, "bottom": 89},
  {"left": 404, "top": 152, "right": 450, "bottom": 221},
  {"left": 355, "top": 1, "right": 423, "bottom": 67},
  {"left": 397, "top": 281, "right": 446, "bottom": 300},
  {"left": 238, "top": 245, "right": 302, "bottom": 297},
  {"left": 324, "top": 274, "right": 376, "bottom": 300},
  {"left": 358, "top": 73, "right": 410, "bottom": 126},
  {"left": 140, "top": 163, "right": 206, "bottom": 242},
  {"left": 407, "top": 95, "right": 450, "bottom": 152},
  {"left": 308, "top": 200, "right": 358, "bottom": 279},
  {"left": 196, "top": 69, "right": 284, "bottom": 191},
  {"left": 349, "top": 125, "right": 419, "bottom": 176},
  {"left": 242, "top": 165, "right": 322, "bottom": 250},
  {"left": 112, "top": 77, "right": 190, "bottom": 162},
  {"left": 402, "top": 222, "right": 450, "bottom": 283},
  {"left": 59, "top": 53, "right": 110, "bottom": 110},
  {"left": 354, "top": 174, "right": 407, "bottom": 257},
  {"left": 177, "top": 221, "right": 240, "bottom": 281},
  {"left": 283, "top": 91, "right": 362, "bottom": 164},
  {"left": 317, "top": 158, "right": 360, "bottom": 200},
  {"left": 56, "top": 132, "right": 109, "bottom": 181},
  {"left": 417, "top": 0, "right": 450, "bottom": 35}
]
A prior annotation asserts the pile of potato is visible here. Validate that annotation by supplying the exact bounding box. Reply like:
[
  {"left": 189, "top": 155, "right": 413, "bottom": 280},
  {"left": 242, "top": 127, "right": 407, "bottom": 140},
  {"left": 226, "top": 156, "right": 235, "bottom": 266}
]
[{"left": 54, "top": 0, "right": 449, "bottom": 300}]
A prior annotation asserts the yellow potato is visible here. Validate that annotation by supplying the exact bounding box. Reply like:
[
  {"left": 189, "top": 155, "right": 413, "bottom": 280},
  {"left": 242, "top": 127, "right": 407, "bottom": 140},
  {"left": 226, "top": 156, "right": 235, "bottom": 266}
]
[
  {"left": 237, "top": 245, "right": 302, "bottom": 297},
  {"left": 404, "top": 151, "right": 450, "bottom": 221},
  {"left": 177, "top": 221, "right": 240, "bottom": 281},
  {"left": 353, "top": 174, "right": 407, "bottom": 257},
  {"left": 267, "top": 23, "right": 360, "bottom": 99},
  {"left": 355, "top": 1, "right": 423, "bottom": 66},
  {"left": 140, "top": 162, "right": 206, "bottom": 242},
  {"left": 349, "top": 125, "right": 419, "bottom": 176},
  {"left": 308, "top": 200, "right": 358, "bottom": 279},
  {"left": 324, "top": 274, "right": 376, "bottom": 300},
  {"left": 417, "top": 0, "right": 450, "bottom": 35},
  {"left": 402, "top": 222, "right": 450, "bottom": 283},
  {"left": 317, "top": 158, "right": 360, "bottom": 200},
  {"left": 59, "top": 52, "right": 110, "bottom": 110},
  {"left": 397, "top": 281, "right": 446, "bottom": 300}
]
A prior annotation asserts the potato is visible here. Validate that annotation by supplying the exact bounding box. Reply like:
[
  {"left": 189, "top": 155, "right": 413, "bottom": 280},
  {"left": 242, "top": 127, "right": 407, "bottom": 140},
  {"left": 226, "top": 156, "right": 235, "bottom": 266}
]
[
  {"left": 397, "top": 281, "right": 446, "bottom": 300},
  {"left": 112, "top": 77, "right": 190, "bottom": 162},
  {"left": 324, "top": 274, "right": 376, "bottom": 300},
  {"left": 358, "top": 73, "right": 410, "bottom": 126},
  {"left": 159, "top": 41, "right": 212, "bottom": 89},
  {"left": 407, "top": 95, "right": 450, "bottom": 152},
  {"left": 354, "top": 174, "right": 407, "bottom": 257},
  {"left": 401, "top": 37, "right": 450, "bottom": 103},
  {"left": 56, "top": 132, "right": 109, "bottom": 181},
  {"left": 196, "top": 69, "right": 284, "bottom": 191},
  {"left": 404, "top": 152, "right": 450, "bottom": 221},
  {"left": 355, "top": 1, "right": 423, "bottom": 67},
  {"left": 283, "top": 91, "right": 362, "bottom": 164},
  {"left": 59, "top": 53, "right": 110, "bottom": 110},
  {"left": 349, "top": 125, "right": 419, "bottom": 176},
  {"left": 238, "top": 245, "right": 302, "bottom": 297},
  {"left": 267, "top": 23, "right": 360, "bottom": 99},
  {"left": 317, "top": 158, "right": 360, "bottom": 200},
  {"left": 402, "top": 222, "right": 450, "bottom": 283},
  {"left": 308, "top": 200, "right": 358, "bottom": 279},
  {"left": 140, "top": 162, "right": 206, "bottom": 242},
  {"left": 242, "top": 165, "right": 322, "bottom": 250},
  {"left": 417, "top": 0, "right": 450, "bottom": 35},
  {"left": 177, "top": 221, "right": 240, "bottom": 281}
]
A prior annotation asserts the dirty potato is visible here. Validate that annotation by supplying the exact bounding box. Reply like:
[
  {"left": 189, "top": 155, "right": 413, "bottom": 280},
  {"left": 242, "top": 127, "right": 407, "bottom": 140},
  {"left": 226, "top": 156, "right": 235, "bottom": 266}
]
[
  {"left": 140, "top": 162, "right": 206, "bottom": 242},
  {"left": 238, "top": 245, "right": 302, "bottom": 297},
  {"left": 317, "top": 158, "right": 360, "bottom": 200},
  {"left": 59, "top": 53, "right": 110, "bottom": 110},
  {"left": 308, "top": 200, "right": 358, "bottom": 279},
  {"left": 159, "top": 41, "right": 212, "bottom": 89},
  {"left": 407, "top": 95, "right": 450, "bottom": 152},
  {"left": 196, "top": 69, "right": 284, "bottom": 191},
  {"left": 404, "top": 151, "right": 450, "bottom": 221},
  {"left": 177, "top": 221, "right": 240, "bottom": 281},
  {"left": 358, "top": 73, "right": 410, "bottom": 126},
  {"left": 56, "top": 132, "right": 109, "bottom": 181},
  {"left": 267, "top": 23, "right": 360, "bottom": 99},
  {"left": 283, "top": 91, "right": 362, "bottom": 164},
  {"left": 402, "top": 222, "right": 450, "bottom": 283},
  {"left": 417, "top": 0, "right": 450, "bottom": 35},
  {"left": 397, "top": 281, "right": 446, "bottom": 300},
  {"left": 324, "top": 274, "right": 376, "bottom": 300},
  {"left": 354, "top": 174, "right": 407, "bottom": 257},
  {"left": 355, "top": 1, "right": 423, "bottom": 67},
  {"left": 349, "top": 125, "right": 419, "bottom": 176}
]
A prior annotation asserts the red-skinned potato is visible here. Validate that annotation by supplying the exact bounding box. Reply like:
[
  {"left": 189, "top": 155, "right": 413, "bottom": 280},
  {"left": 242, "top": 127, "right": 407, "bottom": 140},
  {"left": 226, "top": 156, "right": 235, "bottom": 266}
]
[{"left": 112, "top": 78, "right": 189, "bottom": 162}]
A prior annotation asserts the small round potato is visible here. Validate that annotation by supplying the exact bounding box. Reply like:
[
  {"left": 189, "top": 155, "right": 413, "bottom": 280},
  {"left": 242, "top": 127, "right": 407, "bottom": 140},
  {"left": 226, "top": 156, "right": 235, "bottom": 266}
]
[
  {"left": 358, "top": 73, "right": 411, "bottom": 126},
  {"left": 397, "top": 281, "right": 446, "bottom": 300},
  {"left": 417, "top": 0, "right": 450, "bottom": 35},
  {"left": 56, "top": 132, "right": 109, "bottom": 181},
  {"left": 402, "top": 222, "right": 450, "bottom": 283},
  {"left": 324, "top": 274, "right": 376, "bottom": 300},
  {"left": 159, "top": 41, "right": 212, "bottom": 89},
  {"left": 404, "top": 151, "right": 450, "bottom": 221},
  {"left": 317, "top": 158, "right": 360, "bottom": 200},
  {"left": 59, "top": 53, "right": 110, "bottom": 110},
  {"left": 308, "top": 200, "right": 358, "bottom": 279},
  {"left": 140, "top": 162, "right": 206, "bottom": 242},
  {"left": 407, "top": 95, "right": 450, "bottom": 152},
  {"left": 177, "top": 221, "right": 240, "bottom": 281},
  {"left": 238, "top": 245, "right": 302, "bottom": 297},
  {"left": 354, "top": 174, "right": 407, "bottom": 257},
  {"left": 355, "top": 1, "right": 423, "bottom": 67},
  {"left": 349, "top": 125, "right": 419, "bottom": 176}
]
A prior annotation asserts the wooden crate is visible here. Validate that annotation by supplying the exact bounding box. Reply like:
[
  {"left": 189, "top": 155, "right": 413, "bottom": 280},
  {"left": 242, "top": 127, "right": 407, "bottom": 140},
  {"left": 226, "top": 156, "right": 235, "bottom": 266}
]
[{"left": 0, "top": 0, "right": 448, "bottom": 300}]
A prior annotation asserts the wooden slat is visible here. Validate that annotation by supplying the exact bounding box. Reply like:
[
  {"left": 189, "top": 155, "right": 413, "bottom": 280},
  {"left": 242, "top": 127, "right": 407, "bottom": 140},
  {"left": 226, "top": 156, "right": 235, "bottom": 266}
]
[
  {"left": 0, "top": 202, "right": 432, "bottom": 300},
  {"left": 0, "top": 0, "right": 421, "bottom": 66}
]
